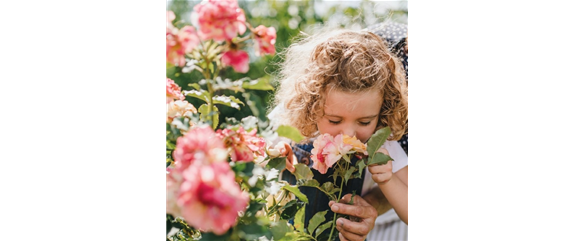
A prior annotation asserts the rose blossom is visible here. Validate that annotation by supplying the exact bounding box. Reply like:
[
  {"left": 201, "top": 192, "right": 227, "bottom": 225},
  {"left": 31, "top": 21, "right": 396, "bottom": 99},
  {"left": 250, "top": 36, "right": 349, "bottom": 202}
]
[
  {"left": 167, "top": 100, "right": 198, "bottom": 123},
  {"left": 166, "top": 78, "right": 185, "bottom": 104},
  {"left": 221, "top": 49, "right": 249, "bottom": 73},
  {"left": 166, "top": 167, "right": 183, "bottom": 217},
  {"left": 342, "top": 135, "right": 368, "bottom": 155},
  {"left": 253, "top": 25, "right": 276, "bottom": 56},
  {"left": 216, "top": 127, "right": 266, "bottom": 162},
  {"left": 193, "top": 0, "right": 246, "bottom": 41},
  {"left": 178, "top": 161, "right": 249, "bottom": 235},
  {"left": 173, "top": 126, "right": 227, "bottom": 172},
  {"left": 178, "top": 26, "right": 200, "bottom": 54},
  {"left": 310, "top": 134, "right": 342, "bottom": 174}
]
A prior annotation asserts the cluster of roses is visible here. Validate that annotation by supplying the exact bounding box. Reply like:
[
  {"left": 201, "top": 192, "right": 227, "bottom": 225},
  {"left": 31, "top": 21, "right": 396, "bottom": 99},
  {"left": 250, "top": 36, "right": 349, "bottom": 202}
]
[
  {"left": 310, "top": 134, "right": 368, "bottom": 174},
  {"left": 166, "top": 0, "right": 276, "bottom": 73}
]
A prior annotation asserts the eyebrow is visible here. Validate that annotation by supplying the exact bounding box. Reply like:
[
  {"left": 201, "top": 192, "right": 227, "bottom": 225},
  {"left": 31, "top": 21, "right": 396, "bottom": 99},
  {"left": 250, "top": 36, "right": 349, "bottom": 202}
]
[{"left": 324, "top": 114, "right": 379, "bottom": 119}]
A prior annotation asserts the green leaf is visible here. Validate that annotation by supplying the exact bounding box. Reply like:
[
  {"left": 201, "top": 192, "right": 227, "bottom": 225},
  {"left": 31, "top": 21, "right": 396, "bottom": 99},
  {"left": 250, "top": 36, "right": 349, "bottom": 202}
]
[
  {"left": 242, "top": 77, "right": 274, "bottom": 91},
  {"left": 294, "top": 163, "right": 314, "bottom": 181},
  {"left": 212, "top": 95, "right": 244, "bottom": 109},
  {"left": 321, "top": 182, "right": 334, "bottom": 193},
  {"left": 301, "top": 179, "right": 320, "bottom": 187},
  {"left": 367, "top": 152, "right": 393, "bottom": 165},
  {"left": 267, "top": 157, "right": 286, "bottom": 172},
  {"left": 188, "top": 83, "right": 201, "bottom": 90},
  {"left": 276, "top": 125, "right": 305, "bottom": 143},
  {"left": 166, "top": 217, "right": 173, "bottom": 235},
  {"left": 183, "top": 89, "right": 209, "bottom": 103},
  {"left": 293, "top": 205, "right": 306, "bottom": 232},
  {"left": 197, "top": 104, "right": 219, "bottom": 129},
  {"left": 344, "top": 166, "right": 356, "bottom": 185},
  {"left": 357, "top": 159, "right": 367, "bottom": 177},
  {"left": 308, "top": 210, "right": 328, "bottom": 236},
  {"left": 282, "top": 184, "right": 308, "bottom": 203},
  {"left": 314, "top": 220, "right": 333, "bottom": 239},
  {"left": 342, "top": 153, "right": 351, "bottom": 163},
  {"left": 366, "top": 126, "right": 392, "bottom": 157},
  {"left": 270, "top": 220, "right": 290, "bottom": 240}
]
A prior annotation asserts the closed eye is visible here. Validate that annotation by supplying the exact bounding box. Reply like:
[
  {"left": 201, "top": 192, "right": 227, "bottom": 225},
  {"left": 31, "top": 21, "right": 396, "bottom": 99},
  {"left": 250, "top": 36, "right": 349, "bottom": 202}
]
[
  {"left": 359, "top": 121, "right": 371, "bottom": 126},
  {"left": 329, "top": 120, "right": 341, "bottom": 124}
]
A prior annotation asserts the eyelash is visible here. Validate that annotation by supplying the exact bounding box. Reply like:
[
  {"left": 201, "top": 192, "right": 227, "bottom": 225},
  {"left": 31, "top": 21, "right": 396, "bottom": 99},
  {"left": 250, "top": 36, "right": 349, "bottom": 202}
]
[{"left": 329, "top": 120, "right": 371, "bottom": 126}]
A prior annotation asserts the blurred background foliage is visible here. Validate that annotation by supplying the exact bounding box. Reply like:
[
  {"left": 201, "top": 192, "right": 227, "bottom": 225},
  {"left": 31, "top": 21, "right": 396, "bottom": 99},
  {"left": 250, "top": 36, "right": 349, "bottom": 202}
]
[{"left": 167, "top": 0, "right": 407, "bottom": 127}]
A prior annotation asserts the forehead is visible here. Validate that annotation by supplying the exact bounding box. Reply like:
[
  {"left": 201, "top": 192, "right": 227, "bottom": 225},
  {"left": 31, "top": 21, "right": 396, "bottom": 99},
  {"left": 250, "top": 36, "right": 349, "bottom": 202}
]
[{"left": 323, "top": 89, "right": 382, "bottom": 116}]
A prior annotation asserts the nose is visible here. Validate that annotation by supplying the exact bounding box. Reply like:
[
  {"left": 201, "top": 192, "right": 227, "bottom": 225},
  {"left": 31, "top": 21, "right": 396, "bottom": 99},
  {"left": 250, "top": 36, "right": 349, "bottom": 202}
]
[{"left": 340, "top": 125, "right": 356, "bottom": 137}]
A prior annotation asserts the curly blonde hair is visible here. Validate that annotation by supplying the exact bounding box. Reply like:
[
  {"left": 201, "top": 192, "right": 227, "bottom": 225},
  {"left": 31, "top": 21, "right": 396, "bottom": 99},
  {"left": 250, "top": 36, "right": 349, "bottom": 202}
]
[{"left": 272, "top": 29, "right": 408, "bottom": 141}]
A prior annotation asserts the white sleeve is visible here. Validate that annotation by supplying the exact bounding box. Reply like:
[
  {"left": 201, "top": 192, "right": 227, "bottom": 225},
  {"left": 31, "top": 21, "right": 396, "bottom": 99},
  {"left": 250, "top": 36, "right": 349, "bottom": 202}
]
[{"left": 361, "top": 140, "right": 408, "bottom": 196}]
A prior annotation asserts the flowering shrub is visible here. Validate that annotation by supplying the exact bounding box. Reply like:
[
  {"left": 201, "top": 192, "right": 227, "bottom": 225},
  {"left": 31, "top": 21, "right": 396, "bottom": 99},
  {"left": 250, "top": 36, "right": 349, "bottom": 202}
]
[
  {"left": 283, "top": 128, "right": 394, "bottom": 241},
  {"left": 165, "top": 1, "right": 308, "bottom": 240}
]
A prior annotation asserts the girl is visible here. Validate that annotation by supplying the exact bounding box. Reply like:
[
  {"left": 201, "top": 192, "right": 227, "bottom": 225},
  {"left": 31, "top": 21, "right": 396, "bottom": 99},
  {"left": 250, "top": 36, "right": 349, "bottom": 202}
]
[{"left": 269, "top": 28, "right": 408, "bottom": 241}]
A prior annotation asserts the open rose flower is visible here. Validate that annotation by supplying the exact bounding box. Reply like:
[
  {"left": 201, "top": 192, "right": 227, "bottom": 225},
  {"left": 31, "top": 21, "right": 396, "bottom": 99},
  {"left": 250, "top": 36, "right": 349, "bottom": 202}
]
[
  {"left": 310, "top": 134, "right": 342, "bottom": 174},
  {"left": 177, "top": 161, "right": 249, "bottom": 235},
  {"left": 178, "top": 26, "right": 200, "bottom": 54},
  {"left": 166, "top": 78, "right": 185, "bottom": 104},
  {"left": 221, "top": 49, "right": 249, "bottom": 73},
  {"left": 193, "top": 0, "right": 246, "bottom": 42},
  {"left": 216, "top": 127, "right": 266, "bottom": 162},
  {"left": 342, "top": 135, "right": 367, "bottom": 155},
  {"left": 167, "top": 100, "right": 197, "bottom": 123},
  {"left": 173, "top": 126, "right": 228, "bottom": 172},
  {"left": 253, "top": 25, "right": 276, "bottom": 56}
]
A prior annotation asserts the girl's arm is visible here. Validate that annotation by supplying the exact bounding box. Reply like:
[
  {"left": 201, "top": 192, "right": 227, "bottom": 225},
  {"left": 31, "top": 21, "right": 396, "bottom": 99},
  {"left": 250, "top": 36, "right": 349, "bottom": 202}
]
[{"left": 378, "top": 166, "right": 408, "bottom": 224}]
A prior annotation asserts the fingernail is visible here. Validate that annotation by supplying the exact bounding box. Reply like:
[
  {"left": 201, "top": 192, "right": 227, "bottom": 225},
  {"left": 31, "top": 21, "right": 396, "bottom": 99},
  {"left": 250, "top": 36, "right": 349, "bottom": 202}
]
[
  {"left": 338, "top": 218, "right": 344, "bottom": 226},
  {"left": 331, "top": 204, "right": 339, "bottom": 212}
]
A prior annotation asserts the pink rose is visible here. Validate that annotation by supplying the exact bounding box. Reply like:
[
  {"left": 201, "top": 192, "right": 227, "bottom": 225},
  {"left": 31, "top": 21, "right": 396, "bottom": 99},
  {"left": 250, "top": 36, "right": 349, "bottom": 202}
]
[
  {"left": 193, "top": 0, "right": 246, "bottom": 41},
  {"left": 166, "top": 78, "right": 184, "bottom": 104},
  {"left": 216, "top": 127, "right": 266, "bottom": 162},
  {"left": 253, "top": 25, "right": 276, "bottom": 56},
  {"left": 178, "top": 162, "right": 249, "bottom": 235},
  {"left": 310, "top": 134, "right": 342, "bottom": 174},
  {"left": 178, "top": 26, "right": 200, "bottom": 54},
  {"left": 173, "top": 126, "right": 227, "bottom": 172},
  {"left": 166, "top": 167, "right": 183, "bottom": 217},
  {"left": 221, "top": 49, "right": 249, "bottom": 73}
]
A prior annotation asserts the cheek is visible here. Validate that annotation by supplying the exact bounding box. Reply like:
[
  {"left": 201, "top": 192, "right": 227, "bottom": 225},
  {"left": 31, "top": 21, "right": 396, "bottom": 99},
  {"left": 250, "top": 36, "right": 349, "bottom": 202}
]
[
  {"left": 316, "top": 119, "right": 336, "bottom": 136},
  {"left": 356, "top": 125, "right": 377, "bottom": 143}
]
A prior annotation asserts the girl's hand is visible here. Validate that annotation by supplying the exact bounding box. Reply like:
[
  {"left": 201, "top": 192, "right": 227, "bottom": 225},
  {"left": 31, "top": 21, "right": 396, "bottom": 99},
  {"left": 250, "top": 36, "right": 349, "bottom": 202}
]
[
  {"left": 368, "top": 147, "right": 392, "bottom": 184},
  {"left": 329, "top": 194, "right": 377, "bottom": 241}
]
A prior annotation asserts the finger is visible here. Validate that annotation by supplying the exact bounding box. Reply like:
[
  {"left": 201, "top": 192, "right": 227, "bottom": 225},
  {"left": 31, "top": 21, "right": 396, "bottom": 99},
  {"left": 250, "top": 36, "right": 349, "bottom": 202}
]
[
  {"left": 337, "top": 226, "right": 365, "bottom": 241},
  {"left": 336, "top": 218, "right": 369, "bottom": 236},
  {"left": 333, "top": 195, "right": 377, "bottom": 219}
]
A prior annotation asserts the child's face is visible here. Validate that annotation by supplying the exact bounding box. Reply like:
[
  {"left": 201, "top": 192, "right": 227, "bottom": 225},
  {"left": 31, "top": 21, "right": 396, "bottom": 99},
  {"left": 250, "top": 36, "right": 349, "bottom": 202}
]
[{"left": 317, "top": 88, "right": 382, "bottom": 143}]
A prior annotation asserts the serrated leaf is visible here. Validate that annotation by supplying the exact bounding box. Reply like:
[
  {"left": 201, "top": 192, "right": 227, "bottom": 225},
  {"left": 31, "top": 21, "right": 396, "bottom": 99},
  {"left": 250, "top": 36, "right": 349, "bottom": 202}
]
[
  {"left": 267, "top": 157, "right": 286, "bottom": 172},
  {"left": 344, "top": 166, "right": 356, "bottom": 185},
  {"left": 308, "top": 210, "right": 328, "bottom": 236},
  {"left": 242, "top": 78, "right": 274, "bottom": 91},
  {"left": 183, "top": 89, "right": 209, "bottom": 103},
  {"left": 197, "top": 104, "right": 219, "bottom": 129},
  {"left": 314, "top": 220, "right": 333, "bottom": 238},
  {"left": 212, "top": 95, "right": 244, "bottom": 109},
  {"left": 294, "top": 163, "right": 314, "bottom": 181},
  {"left": 321, "top": 182, "right": 334, "bottom": 193},
  {"left": 357, "top": 159, "right": 367, "bottom": 177},
  {"left": 188, "top": 83, "right": 201, "bottom": 90},
  {"left": 301, "top": 179, "right": 320, "bottom": 187},
  {"left": 293, "top": 205, "right": 306, "bottom": 232},
  {"left": 282, "top": 184, "right": 308, "bottom": 203},
  {"left": 366, "top": 126, "right": 392, "bottom": 157},
  {"left": 270, "top": 220, "right": 290, "bottom": 240},
  {"left": 276, "top": 125, "right": 304, "bottom": 143},
  {"left": 367, "top": 152, "right": 393, "bottom": 165}
]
